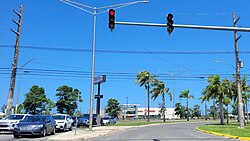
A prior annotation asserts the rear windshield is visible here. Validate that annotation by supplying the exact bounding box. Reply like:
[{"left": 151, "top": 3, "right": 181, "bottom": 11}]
[
  {"left": 52, "top": 115, "right": 65, "bottom": 120},
  {"left": 4, "top": 115, "right": 24, "bottom": 120},
  {"left": 22, "top": 116, "right": 46, "bottom": 122}
]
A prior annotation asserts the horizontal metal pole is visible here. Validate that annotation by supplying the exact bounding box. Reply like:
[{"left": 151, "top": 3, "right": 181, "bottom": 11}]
[{"left": 116, "top": 21, "right": 250, "bottom": 32}]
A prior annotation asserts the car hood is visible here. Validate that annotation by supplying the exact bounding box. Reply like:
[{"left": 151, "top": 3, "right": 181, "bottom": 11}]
[
  {"left": 55, "top": 120, "right": 65, "bottom": 123},
  {"left": 18, "top": 122, "right": 44, "bottom": 126},
  {"left": 0, "top": 119, "right": 20, "bottom": 124}
]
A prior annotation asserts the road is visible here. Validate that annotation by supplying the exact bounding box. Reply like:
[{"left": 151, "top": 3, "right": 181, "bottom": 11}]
[
  {"left": 88, "top": 122, "right": 238, "bottom": 141},
  {"left": 0, "top": 133, "right": 50, "bottom": 141}
]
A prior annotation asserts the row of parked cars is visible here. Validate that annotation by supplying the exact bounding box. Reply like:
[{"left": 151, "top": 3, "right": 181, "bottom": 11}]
[
  {"left": 0, "top": 114, "right": 117, "bottom": 138},
  {"left": 0, "top": 114, "right": 74, "bottom": 138}
]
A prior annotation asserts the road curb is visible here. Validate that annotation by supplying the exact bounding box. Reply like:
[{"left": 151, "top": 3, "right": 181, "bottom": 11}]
[{"left": 196, "top": 127, "right": 250, "bottom": 140}]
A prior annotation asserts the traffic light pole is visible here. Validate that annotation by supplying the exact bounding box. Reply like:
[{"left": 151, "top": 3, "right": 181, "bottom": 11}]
[
  {"left": 60, "top": 0, "right": 148, "bottom": 131},
  {"left": 116, "top": 19, "right": 250, "bottom": 128},
  {"left": 115, "top": 21, "right": 250, "bottom": 32}
]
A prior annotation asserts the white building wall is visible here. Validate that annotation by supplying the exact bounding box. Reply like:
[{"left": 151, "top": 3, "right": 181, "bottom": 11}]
[{"left": 137, "top": 108, "right": 179, "bottom": 119}]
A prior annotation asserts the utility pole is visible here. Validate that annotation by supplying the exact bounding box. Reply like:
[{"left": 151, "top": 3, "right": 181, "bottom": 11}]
[
  {"left": 60, "top": 0, "right": 148, "bottom": 131},
  {"left": 6, "top": 5, "right": 23, "bottom": 116},
  {"left": 233, "top": 12, "right": 244, "bottom": 128}
]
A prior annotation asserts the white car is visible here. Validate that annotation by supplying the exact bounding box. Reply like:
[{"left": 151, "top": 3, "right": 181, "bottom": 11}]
[
  {"left": 0, "top": 114, "right": 30, "bottom": 133},
  {"left": 102, "top": 117, "right": 117, "bottom": 125},
  {"left": 52, "top": 114, "right": 73, "bottom": 131}
]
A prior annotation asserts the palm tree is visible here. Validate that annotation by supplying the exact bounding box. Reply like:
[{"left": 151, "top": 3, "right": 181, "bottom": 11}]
[
  {"left": 136, "top": 71, "right": 155, "bottom": 122},
  {"left": 241, "top": 75, "right": 250, "bottom": 124},
  {"left": 206, "top": 75, "right": 225, "bottom": 124},
  {"left": 200, "top": 88, "right": 209, "bottom": 120},
  {"left": 242, "top": 92, "right": 250, "bottom": 124},
  {"left": 223, "top": 97, "right": 231, "bottom": 124},
  {"left": 150, "top": 80, "right": 172, "bottom": 122},
  {"left": 205, "top": 75, "right": 233, "bottom": 125},
  {"left": 179, "top": 89, "right": 194, "bottom": 121}
]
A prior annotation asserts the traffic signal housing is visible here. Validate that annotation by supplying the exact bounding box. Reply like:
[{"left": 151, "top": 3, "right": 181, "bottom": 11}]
[
  {"left": 109, "top": 9, "right": 115, "bottom": 31},
  {"left": 167, "top": 13, "right": 174, "bottom": 34}
]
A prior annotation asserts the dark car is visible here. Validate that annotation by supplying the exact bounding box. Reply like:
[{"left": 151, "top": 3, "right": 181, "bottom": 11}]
[
  {"left": 13, "top": 115, "right": 56, "bottom": 138},
  {"left": 77, "top": 114, "right": 99, "bottom": 127}
]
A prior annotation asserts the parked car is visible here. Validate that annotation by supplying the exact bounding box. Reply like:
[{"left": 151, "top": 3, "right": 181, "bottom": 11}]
[
  {"left": 102, "top": 117, "right": 117, "bottom": 125},
  {"left": 52, "top": 114, "right": 73, "bottom": 131},
  {"left": 77, "top": 114, "right": 101, "bottom": 127},
  {"left": 0, "top": 114, "right": 30, "bottom": 133},
  {"left": 13, "top": 115, "right": 56, "bottom": 138}
]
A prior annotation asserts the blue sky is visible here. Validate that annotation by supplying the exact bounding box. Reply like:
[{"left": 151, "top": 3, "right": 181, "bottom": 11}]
[{"left": 1, "top": 0, "right": 250, "bottom": 114}]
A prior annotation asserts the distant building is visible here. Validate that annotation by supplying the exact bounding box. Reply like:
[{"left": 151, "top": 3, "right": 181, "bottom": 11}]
[
  {"left": 118, "top": 104, "right": 179, "bottom": 120},
  {"left": 96, "top": 103, "right": 179, "bottom": 120}
]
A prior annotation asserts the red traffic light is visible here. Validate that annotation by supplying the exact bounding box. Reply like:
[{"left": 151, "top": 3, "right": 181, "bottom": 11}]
[
  {"left": 109, "top": 9, "right": 115, "bottom": 16},
  {"left": 108, "top": 9, "right": 115, "bottom": 31},
  {"left": 167, "top": 13, "right": 173, "bottom": 20}
]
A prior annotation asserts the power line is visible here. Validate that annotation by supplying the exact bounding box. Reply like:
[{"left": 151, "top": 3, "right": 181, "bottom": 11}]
[
  {"left": 1, "top": 67, "right": 249, "bottom": 81},
  {"left": 1, "top": 44, "right": 250, "bottom": 54}
]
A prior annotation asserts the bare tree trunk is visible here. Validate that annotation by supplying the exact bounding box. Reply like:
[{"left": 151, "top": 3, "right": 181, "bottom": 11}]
[
  {"left": 162, "top": 93, "right": 166, "bottom": 122},
  {"left": 246, "top": 102, "right": 249, "bottom": 124},
  {"left": 205, "top": 102, "right": 207, "bottom": 121},
  {"left": 187, "top": 97, "right": 189, "bottom": 121},
  {"left": 227, "top": 105, "right": 229, "bottom": 124},
  {"left": 147, "top": 84, "right": 150, "bottom": 122},
  {"left": 219, "top": 97, "right": 224, "bottom": 125},
  {"left": 213, "top": 100, "right": 216, "bottom": 120}
]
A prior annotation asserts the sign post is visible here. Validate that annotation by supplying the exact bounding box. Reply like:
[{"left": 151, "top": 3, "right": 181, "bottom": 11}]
[{"left": 94, "top": 75, "right": 106, "bottom": 126}]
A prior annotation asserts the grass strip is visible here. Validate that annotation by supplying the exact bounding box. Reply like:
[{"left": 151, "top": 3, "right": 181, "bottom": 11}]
[{"left": 198, "top": 122, "right": 250, "bottom": 138}]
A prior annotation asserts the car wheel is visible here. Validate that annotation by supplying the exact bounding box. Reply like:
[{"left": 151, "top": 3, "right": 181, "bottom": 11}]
[
  {"left": 51, "top": 126, "right": 56, "bottom": 135},
  {"left": 63, "top": 124, "right": 67, "bottom": 132},
  {"left": 42, "top": 128, "right": 47, "bottom": 137},
  {"left": 14, "top": 135, "right": 19, "bottom": 138}
]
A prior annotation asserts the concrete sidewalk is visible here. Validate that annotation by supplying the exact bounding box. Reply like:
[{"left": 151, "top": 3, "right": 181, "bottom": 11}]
[{"left": 47, "top": 126, "right": 135, "bottom": 141}]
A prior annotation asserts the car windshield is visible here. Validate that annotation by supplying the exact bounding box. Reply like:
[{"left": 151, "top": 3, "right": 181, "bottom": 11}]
[
  {"left": 103, "top": 117, "right": 110, "bottom": 120},
  {"left": 22, "top": 116, "right": 46, "bottom": 122},
  {"left": 4, "top": 115, "right": 24, "bottom": 120},
  {"left": 82, "top": 114, "right": 97, "bottom": 118},
  {"left": 52, "top": 115, "right": 65, "bottom": 120}
]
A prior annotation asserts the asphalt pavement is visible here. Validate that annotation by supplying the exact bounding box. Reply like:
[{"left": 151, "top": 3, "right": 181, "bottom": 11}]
[
  {"left": 1, "top": 121, "right": 247, "bottom": 141},
  {"left": 85, "top": 122, "right": 239, "bottom": 141}
]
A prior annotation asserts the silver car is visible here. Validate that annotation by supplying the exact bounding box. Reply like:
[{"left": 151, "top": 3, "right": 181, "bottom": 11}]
[
  {"left": 102, "top": 117, "right": 117, "bottom": 125},
  {"left": 0, "top": 114, "right": 30, "bottom": 133}
]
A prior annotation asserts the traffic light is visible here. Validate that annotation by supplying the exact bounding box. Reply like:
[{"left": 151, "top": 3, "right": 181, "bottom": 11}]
[
  {"left": 108, "top": 9, "right": 115, "bottom": 31},
  {"left": 167, "top": 13, "right": 174, "bottom": 34}
]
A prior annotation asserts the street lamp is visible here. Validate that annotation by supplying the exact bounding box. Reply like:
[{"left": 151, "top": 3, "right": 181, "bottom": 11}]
[
  {"left": 60, "top": 0, "right": 148, "bottom": 130},
  {"left": 15, "top": 59, "right": 34, "bottom": 114},
  {"left": 126, "top": 96, "right": 129, "bottom": 119},
  {"left": 75, "top": 91, "right": 80, "bottom": 135}
]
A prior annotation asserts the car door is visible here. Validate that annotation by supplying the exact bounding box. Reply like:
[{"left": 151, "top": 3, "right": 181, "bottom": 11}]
[
  {"left": 46, "top": 116, "right": 54, "bottom": 133},
  {"left": 66, "top": 116, "right": 73, "bottom": 128}
]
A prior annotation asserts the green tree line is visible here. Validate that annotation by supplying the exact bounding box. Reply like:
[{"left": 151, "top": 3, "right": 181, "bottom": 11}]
[{"left": 15, "top": 85, "right": 83, "bottom": 116}]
